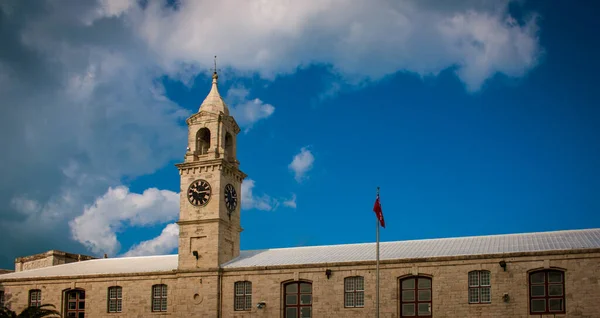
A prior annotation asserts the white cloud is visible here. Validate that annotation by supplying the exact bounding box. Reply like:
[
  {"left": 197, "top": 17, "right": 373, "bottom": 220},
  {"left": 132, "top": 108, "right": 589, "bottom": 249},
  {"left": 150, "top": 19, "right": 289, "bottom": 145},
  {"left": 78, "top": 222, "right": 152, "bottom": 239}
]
[
  {"left": 289, "top": 147, "right": 315, "bottom": 182},
  {"left": 135, "top": 0, "right": 541, "bottom": 91},
  {"left": 226, "top": 86, "right": 275, "bottom": 132},
  {"left": 241, "top": 179, "right": 279, "bottom": 211},
  {"left": 122, "top": 223, "right": 179, "bottom": 257},
  {"left": 0, "top": 0, "right": 542, "bottom": 265},
  {"left": 69, "top": 186, "right": 179, "bottom": 256},
  {"left": 283, "top": 194, "right": 297, "bottom": 209}
]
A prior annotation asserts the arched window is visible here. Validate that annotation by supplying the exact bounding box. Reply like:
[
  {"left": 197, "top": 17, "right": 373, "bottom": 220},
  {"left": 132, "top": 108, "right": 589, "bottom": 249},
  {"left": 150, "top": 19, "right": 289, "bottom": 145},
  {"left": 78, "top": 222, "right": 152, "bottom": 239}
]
[
  {"left": 468, "top": 271, "right": 491, "bottom": 304},
  {"left": 234, "top": 281, "right": 252, "bottom": 311},
  {"left": 400, "top": 276, "right": 432, "bottom": 317},
  {"left": 196, "top": 128, "right": 211, "bottom": 155},
  {"left": 28, "top": 289, "right": 41, "bottom": 307},
  {"left": 529, "top": 270, "right": 565, "bottom": 314},
  {"left": 64, "top": 289, "right": 85, "bottom": 318},
  {"left": 152, "top": 284, "right": 167, "bottom": 312},
  {"left": 344, "top": 276, "right": 364, "bottom": 308},
  {"left": 224, "top": 132, "right": 234, "bottom": 161},
  {"left": 107, "top": 286, "right": 122, "bottom": 313},
  {"left": 284, "top": 281, "right": 312, "bottom": 318}
]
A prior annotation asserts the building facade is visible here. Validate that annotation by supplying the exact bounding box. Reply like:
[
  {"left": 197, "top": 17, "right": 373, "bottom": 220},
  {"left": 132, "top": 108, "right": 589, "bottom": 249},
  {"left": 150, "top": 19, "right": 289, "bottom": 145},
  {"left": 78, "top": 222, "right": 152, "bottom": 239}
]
[{"left": 1, "top": 71, "right": 600, "bottom": 318}]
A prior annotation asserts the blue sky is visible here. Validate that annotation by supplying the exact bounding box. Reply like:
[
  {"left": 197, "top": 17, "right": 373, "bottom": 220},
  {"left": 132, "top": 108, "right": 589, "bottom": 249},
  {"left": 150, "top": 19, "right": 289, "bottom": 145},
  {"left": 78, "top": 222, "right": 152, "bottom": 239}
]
[{"left": 0, "top": 0, "right": 598, "bottom": 269}]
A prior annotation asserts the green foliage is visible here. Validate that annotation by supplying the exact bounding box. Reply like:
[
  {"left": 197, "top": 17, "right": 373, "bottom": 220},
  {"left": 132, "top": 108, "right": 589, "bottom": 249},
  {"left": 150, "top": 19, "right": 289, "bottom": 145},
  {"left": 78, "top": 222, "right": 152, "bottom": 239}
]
[{"left": 0, "top": 304, "right": 60, "bottom": 318}]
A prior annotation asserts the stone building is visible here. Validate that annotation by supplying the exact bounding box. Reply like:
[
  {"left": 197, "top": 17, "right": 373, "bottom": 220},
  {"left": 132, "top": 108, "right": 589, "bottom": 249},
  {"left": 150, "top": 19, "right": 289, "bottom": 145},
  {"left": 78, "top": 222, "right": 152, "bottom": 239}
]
[{"left": 1, "top": 71, "right": 600, "bottom": 318}]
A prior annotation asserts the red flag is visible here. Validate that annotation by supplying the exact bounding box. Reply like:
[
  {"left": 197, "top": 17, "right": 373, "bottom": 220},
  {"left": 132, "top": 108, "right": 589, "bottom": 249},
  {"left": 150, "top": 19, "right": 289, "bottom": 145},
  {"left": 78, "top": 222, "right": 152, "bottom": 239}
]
[{"left": 373, "top": 194, "right": 385, "bottom": 228}]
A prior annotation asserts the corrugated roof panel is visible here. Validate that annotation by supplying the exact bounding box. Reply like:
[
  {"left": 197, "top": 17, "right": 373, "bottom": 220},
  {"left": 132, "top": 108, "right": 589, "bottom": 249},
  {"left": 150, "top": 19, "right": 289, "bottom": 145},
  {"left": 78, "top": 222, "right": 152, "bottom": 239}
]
[{"left": 1, "top": 228, "right": 599, "bottom": 279}]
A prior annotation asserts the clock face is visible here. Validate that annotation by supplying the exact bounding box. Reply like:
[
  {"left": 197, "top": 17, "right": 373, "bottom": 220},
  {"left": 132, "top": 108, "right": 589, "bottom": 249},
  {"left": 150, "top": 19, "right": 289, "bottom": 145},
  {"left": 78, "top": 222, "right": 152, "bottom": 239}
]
[
  {"left": 187, "top": 179, "right": 211, "bottom": 206},
  {"left": 224, "top": 183, "right": 238, "bottom": 212}
]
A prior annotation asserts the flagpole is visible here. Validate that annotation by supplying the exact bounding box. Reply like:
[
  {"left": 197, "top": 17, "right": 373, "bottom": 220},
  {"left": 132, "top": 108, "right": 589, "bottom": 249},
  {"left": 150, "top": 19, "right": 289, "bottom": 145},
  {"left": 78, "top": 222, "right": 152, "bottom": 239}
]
[{"left": 376, "top": 186, "right": 380, "bottom": 318}]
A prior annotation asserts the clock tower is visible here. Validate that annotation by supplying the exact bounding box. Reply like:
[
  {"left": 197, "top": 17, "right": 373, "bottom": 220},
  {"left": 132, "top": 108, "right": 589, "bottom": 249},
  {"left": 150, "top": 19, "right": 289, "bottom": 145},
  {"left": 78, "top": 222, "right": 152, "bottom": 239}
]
[{"left": 175, "top": 69, "right": 246, "bottom": 270}]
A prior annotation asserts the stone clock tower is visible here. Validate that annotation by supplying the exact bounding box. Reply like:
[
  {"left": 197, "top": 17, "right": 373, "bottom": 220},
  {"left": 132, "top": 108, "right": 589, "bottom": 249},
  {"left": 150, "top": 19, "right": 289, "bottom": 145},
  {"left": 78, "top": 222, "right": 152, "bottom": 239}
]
[{"left": 175, "top": 70, "right": 246, "bottom": 270}]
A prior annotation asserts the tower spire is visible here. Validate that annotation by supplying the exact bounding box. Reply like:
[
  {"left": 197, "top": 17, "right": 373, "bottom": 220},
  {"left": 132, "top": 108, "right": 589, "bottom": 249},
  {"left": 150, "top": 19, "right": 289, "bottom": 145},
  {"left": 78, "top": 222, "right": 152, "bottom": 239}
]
[
  {"left": 199, "top": 55, "right": 228, "bottom": 115},
  {"left": 210, "top": 55, "right": 221, "bottom": 80}
]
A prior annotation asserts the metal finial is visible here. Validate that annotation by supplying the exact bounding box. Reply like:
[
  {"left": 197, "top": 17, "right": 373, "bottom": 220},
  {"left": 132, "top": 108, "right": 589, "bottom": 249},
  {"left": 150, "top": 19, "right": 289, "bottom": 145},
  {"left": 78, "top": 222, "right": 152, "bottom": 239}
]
[
  {"left": 210, "top": 55, "right": 221, "bottom": 74},
  {"left": 376, "top": 186, "right": 380, "bottom": 195}
]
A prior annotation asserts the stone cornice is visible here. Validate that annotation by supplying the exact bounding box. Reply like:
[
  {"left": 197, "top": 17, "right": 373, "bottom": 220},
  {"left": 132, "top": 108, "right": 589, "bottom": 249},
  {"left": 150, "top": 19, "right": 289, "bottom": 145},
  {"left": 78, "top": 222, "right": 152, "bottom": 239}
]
[{"left": 175, "top": 159, "right": 247, "bottom": 181}]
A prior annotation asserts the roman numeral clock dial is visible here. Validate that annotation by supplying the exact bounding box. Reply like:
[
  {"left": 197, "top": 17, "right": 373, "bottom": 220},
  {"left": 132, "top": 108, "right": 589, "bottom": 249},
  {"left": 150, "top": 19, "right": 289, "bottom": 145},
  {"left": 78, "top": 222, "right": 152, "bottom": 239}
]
[
  {"left": 187, "top": 179, "right": 212, "bottom": 206},
  {"left": 224, "top": 183, "right": 238, "bottom": 216}
]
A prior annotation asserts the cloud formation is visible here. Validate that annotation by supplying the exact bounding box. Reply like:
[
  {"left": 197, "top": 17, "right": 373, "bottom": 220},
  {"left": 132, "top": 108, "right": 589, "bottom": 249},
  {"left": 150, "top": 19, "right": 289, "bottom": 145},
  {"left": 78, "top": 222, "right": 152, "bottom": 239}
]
[
  {"left": 0, "top": 0, "right": 542, "bottom": 266},
  {"left": 122, "top": 223, "right": 179, "bottom": 257},
  {"left": 226, "top": 86, "right": 275, "bottom": 132},
  {"left": 69, "top": 186, "right": 179, "bottom": 256},
  {"left": 136, "top": 0, "right": 541, "bottom": 91},
  {"left": 289, "top": 147, "right": 315, "bottom": 182},
  {"left": 241, "top": 179, "right": 280, "bottom": 211}
]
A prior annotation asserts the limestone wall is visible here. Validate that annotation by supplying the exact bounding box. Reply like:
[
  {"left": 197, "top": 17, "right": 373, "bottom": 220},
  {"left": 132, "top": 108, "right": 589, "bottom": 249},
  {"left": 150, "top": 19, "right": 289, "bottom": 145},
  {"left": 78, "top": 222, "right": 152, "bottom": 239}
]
[{"left": 1, "top": 251, "right": 599, "bottom": 317}]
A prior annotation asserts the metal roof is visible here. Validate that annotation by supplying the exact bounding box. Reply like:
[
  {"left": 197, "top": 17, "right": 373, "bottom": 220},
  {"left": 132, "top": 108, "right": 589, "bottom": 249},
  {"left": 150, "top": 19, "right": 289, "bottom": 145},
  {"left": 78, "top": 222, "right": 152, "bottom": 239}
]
[{"left": 1, "top": 228, "right": 599, "bottom": 280}]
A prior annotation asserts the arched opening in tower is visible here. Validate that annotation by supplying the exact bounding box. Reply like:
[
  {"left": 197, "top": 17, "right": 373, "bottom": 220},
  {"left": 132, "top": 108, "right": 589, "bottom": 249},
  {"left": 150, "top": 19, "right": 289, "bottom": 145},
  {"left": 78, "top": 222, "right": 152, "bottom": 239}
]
[{"left": 196, "top": 128, "right": 211, "bottom": 155}]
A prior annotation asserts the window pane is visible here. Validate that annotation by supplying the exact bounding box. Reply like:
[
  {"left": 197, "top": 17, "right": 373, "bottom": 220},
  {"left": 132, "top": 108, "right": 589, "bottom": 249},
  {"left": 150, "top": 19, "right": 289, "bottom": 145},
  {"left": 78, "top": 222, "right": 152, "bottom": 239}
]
[
  {"left": 356, "top": 291, "right": 364, "bottom": 307},
  {"left": 402, "top": 304, "right": 415, "bottom": 316},
  {"left": 286, "top": 295, "right": 297, "bottom": 305},
  {"left": 531, "top": 285, "right": 545, "bottom": 297},
  {"left": 300, "top": 294, "right": 312, "bottom": 305},
  {"left": 79, "top": 302, "right": 85, "bottom": 309},
  {"left": 480, "top": 271, "right": 490, "bottom": 286},
  {"left": 235, "top": 283, "right": 244, "bottom": 295},
  {"left": 300, "top": 307, "right": 311, "bottom": 318},
  {"left": 161, "top": 298, "right": 167, "bottom": 311},
  {"left": 549, "top": 298, "right": 563, "bottom": 312},
  {"left": 286, "top": 307, "right": 297, "bottom": 318},
  {"left": 468, "top": 272, "right": 479, "bottom": 287},
  {"left": 530, "top": 272, "right": 545, "bottom": 284},
  {"left": 245, "top": 295, "right": 252, "bottom": 310},
  {"left": 116, "top": 287, "right": 122, "bottom": 299},
  {"left": 245, "top": 282, "right": 252, "bottom": 295},
  {"left": 356, "top": 277, "right": 364, "bottom": 291},
  {"left": 345, "top": 292, "right": 354, "bottom": 307},
  {"left": 418, "top": 278, "right": 431, "bottom": 289},
  {"left": 234, "top": 296, "right": 244, "bottom": 310},
  {"left": 162, "top": 286, "right": 167, "bottom": 297},
  {"left": 300, "top": 283, "right": 311, "bottom": 293},
  {"left": 402, "top": 290, "right": 415, "bottom": 301},
  {"left": 481, "top": 287, "right": 491, "bottom": 303},
  {"left": 68, "top": 302, "right": 76, "bottom": 310},
  {"left": 116, "top": 299, "right": 122, "bottom": 312},
  {"left": 402, "top": 278, "right": 415, "bottom": 289},
  {"left": 548, "top": 271, "right": 563, "bottom": 283},
  {"left": 345, "top": 278, "right": 355, "bottom": 292},
  {"left": 418, "top": 303, "right": 431, "bottom": 316},
  {"left": 286, "top": 283, "right": 298, "bottom": 293},
  {"left": 79, "top": 291, "right": 85, "bottom": 299},
  {"left": 78, "top": 313, "right": 84, "bottom": 318},
  {"left": 468, "top": 288, "right": 479, "bottom": 303},
  {"left": 548, "top": 284, "right": 563, "bottom": 296},
  {"left": 418, "top": 290, "right": 431, "bottom": 301},
  {"left": 531, "top": 299, "right": 546, "bottom": 312},
  {"left": 109, "top": 288, "right": 115, "bottom": 299}
]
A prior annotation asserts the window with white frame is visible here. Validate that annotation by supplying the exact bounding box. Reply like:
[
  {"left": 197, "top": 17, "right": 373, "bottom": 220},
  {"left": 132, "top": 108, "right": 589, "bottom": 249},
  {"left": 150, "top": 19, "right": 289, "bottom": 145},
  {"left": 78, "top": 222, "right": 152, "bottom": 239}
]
[
  {"left": 107, "top": 286, "right": 122, "bottom": 313},
  {"left": 468, "top": 270, "right": 491, "bottom": 304},
  {"left": 234, "top": 281, "right": 252, "bottom": 311},
  {"left": 151, "top": 284, "right": 167, "bottom": 312},
  {"left": 344, "top": 276, "right": 365, "bottom": 308},
  {"left": 29, "top": 289, "right": 41, "bottom": 307}
]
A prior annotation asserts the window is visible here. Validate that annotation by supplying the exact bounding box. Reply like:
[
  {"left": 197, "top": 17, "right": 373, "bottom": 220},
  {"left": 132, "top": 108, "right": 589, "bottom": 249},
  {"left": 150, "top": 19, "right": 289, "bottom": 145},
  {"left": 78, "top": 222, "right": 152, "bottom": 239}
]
[
  {"left": 29, "top": 289, "right": 42, "bottom": 307},
  {"left": 65, "top": 289, "right": 85, "bottom": 318},
  {"left": 529, "top": 270, "right": 565, "bottom": 314},
  {"left": 152, "top": 284, "right": 167, "bottom": 312},
  {"left": 0, "top": 290, "right": 5, "bottom": 308},
  {"left": 344, "top": 276, "right": 365, "bottom": 308},
  {"left": 107, "top": 286, "right": 122, "bottom": 313},
  {"left": 284, "top": 281, "right": 312, "bottom": 318},
  {"left": 234, "top": 281, "right": 252, "bottom": 311},
  {"left": 468, "top": 271, "right": 491, "bottom": 304},
  {"left": 196, "top": 128, "right": 211, "bottom": 155},
  {"left": 400, "top": 276, "right": 432, "bottom": 317}
]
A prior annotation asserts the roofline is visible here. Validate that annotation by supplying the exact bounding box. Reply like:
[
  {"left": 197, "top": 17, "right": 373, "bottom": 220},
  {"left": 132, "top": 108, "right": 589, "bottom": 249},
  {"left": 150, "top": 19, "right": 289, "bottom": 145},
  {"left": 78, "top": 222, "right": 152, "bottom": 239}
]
[
  {"left": 235, "top": 228, "right": 600, "bottom": 253},
  {"left": 3, "top": 248, "right": 600, "bottom": 283}
]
